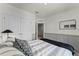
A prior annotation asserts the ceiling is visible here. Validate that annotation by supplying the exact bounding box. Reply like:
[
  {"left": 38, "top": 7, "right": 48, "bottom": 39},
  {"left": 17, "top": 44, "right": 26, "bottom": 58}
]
[{"left": 9, "top": 3, "right": 79, "bottom": 19}]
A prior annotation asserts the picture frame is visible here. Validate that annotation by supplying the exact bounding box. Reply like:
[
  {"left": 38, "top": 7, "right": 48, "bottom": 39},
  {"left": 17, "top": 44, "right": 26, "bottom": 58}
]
[{"left": 59, "top": 19, "right": 76, "bottom": 30}]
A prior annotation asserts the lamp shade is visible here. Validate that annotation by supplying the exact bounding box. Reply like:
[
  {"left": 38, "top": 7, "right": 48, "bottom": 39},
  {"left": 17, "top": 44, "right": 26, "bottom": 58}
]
[{"left": 2, "top": 29, "right": 13, "bottom": 33}]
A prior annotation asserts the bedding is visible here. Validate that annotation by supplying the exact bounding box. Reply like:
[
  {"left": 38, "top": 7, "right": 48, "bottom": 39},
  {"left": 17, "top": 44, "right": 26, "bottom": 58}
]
[
  {"left": 0, "top": 37, "right": 25, "bottom": 56},
  {"left": 40, "top": 38, "right": 75, "bottom": 55},
  {"left": 28, "top": 39, "right": 75, "bottom": 56},
  {"left": 0, "top": 42, "right": 13, "bottom": 47},
  {"left": 0, "top": 37, "right": 75, "bottom": 56},
  {"left": 0, "top": 46, "right": 25, "bottom": 56},
  {"left": 6, "top": 37, "right": 15, "bottom": 42}
]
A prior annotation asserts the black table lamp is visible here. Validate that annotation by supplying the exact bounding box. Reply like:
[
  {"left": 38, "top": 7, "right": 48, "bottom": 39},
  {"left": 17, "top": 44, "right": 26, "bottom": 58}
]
[{"left": 2, "top": 29, "right": 13, "bottom": 38}]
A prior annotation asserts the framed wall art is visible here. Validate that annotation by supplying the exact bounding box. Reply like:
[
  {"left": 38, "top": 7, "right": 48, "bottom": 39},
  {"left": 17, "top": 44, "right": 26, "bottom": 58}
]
[{"left": 59, "top": 19, "right": 76, "bottom": 30}]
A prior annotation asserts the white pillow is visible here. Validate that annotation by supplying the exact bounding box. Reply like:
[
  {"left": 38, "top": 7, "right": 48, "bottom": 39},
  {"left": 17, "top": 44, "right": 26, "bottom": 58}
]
[
  {"left": 2, "top": 33, "right": 15, "bottom": 42},
  {"left": 0, "top": 36, "right": 4, "bottom": 44},
  {"left": 6, "top": 37, "right": 15, "bottom": 42},
  {"left": 0, "top": 42, "right": 13, "bottom": 47},
  {"left": 2, "top": 34, "right": 7, "bottom": 42}
]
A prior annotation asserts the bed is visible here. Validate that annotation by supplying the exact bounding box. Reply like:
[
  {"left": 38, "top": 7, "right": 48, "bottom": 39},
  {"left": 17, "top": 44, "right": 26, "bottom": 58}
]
[
  {"left": 13, "top": 38, "right": 75, "bottom": 56},
  {"left": 0, "top": 42, "right": 25, "bottom": 56},
  {"left": 28, "top": 38, "right": 75, "bottom": 56},
  {"left": 0, "top": 37, "right": 75, "bottom": 56}
]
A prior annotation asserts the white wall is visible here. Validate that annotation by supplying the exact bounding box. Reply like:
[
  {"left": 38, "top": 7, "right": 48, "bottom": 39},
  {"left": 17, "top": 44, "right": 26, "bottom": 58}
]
[
  {"left": 0, "top": 4, "right": 35, "bottom": 41},
  {"left": 37, "top": 19, "right": 45, "bottom": 23},
  {"left": 44, "top": 8, "right": 79, "bottom": 49},
  {"left": 45, "top": 8, "right": 79, "bottom": 36}
]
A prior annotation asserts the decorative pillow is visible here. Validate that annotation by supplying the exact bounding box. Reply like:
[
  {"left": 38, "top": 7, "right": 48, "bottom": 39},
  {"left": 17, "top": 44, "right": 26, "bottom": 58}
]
[{"left": 13, "top": 39, "right": 33, "bottom": 56}]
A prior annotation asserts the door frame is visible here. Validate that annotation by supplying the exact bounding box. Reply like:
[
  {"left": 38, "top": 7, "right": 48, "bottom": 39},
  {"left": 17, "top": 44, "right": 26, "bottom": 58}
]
[{"left": 35, "top": 22, "right": 45, "bottom": 40}]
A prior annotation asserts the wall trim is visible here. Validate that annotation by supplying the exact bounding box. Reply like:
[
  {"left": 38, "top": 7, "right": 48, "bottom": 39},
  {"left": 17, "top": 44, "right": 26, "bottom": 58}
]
[{"left": 45, "top": 33, "right": 79, "bottom": 37}]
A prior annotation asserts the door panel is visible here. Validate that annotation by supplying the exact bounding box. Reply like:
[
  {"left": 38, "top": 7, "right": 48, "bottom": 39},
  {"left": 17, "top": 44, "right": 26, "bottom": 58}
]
[{"left": 38, "top": 23, "right": 44, "bottom": 39}]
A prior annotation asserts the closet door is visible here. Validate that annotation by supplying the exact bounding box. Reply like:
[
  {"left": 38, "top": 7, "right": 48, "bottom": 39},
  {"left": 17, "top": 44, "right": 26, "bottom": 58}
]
[
  {"left": 21, "top": 15, "right": 35, "bottom": 40},
  {"left": 4, "top": 15, "right": 19, "bottom": 33},
  {"left": 2, "top": 14, "right": 20, "bottom": 38}
]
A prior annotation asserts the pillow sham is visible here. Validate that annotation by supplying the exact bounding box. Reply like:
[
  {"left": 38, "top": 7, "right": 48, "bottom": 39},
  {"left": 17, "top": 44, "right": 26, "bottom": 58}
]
[
  {"left": 0, "top": 36, "right": 4, "bottom": 44},
  {"left": 13, "top": 39, "right": 33, "bottom": 56},
  {"left": 0, "top": 42, "right": 13, "bottom": 47},
  {"left": 6, "top": 37, "right": 15, "bottom": 42}
]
